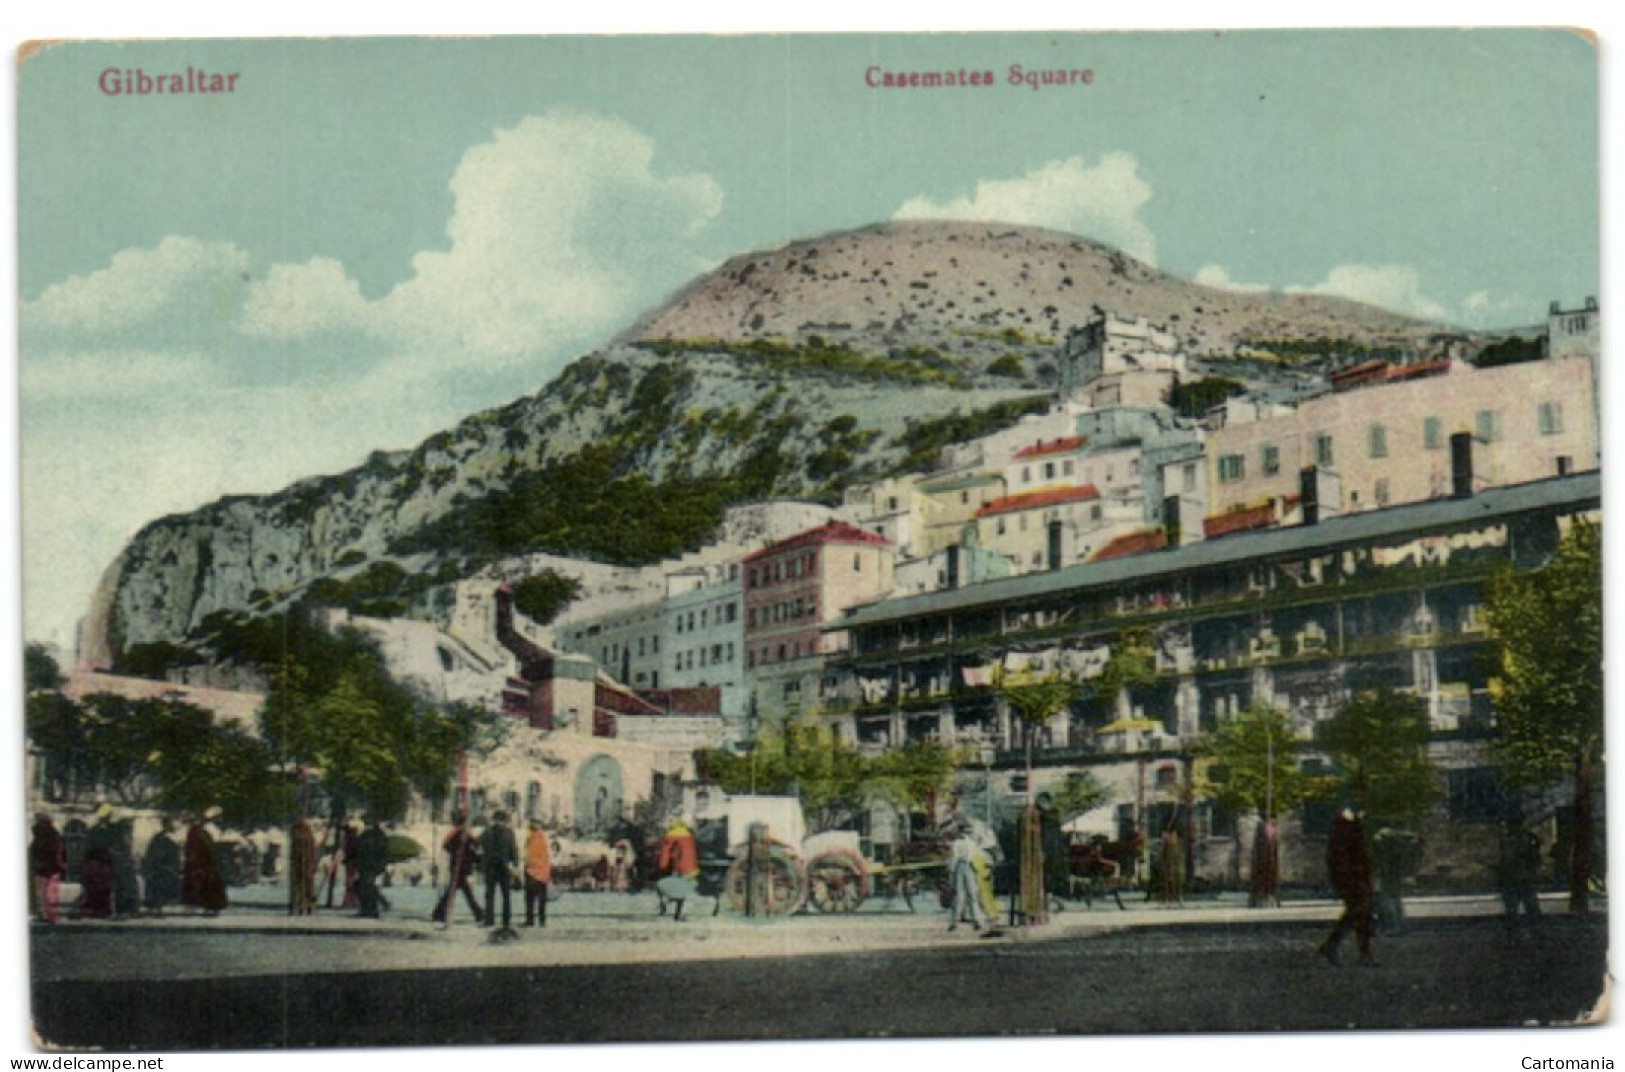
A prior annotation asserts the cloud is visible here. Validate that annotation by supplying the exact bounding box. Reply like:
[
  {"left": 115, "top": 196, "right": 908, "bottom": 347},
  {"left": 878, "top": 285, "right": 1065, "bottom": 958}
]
[
  {"left": 894, "top": 152, "right": 1157, "bottom": 265},
  {"left": 374, "top": 110, "right": 724, "bottom": 362},
  {"left": 1192, "top": 264, "right": 1271, "bottom": 294},
  {"left": 240, "top": 257, "right": 370, "bottom": 339},
  {"left": 22, "top": 236, "right": 249, "bottom": 340},
  {"left": 20, "top": 109, "right": 725, "bottom": 648},
  {"left": 1286, "top": 264, "right": 1451, "bottom": 322}
]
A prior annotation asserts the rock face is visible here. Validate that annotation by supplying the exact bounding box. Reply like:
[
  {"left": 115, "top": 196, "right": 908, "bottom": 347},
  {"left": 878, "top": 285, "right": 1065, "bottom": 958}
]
[{"left": 87, "top": 220, "right": 1464, "bottom": 663}]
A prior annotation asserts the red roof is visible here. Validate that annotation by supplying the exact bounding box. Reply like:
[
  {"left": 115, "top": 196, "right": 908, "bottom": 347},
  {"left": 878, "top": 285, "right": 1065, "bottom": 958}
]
[
  {"left": 1331, "top": 357, "right": 1452, "bottom": 392},
  {"left": 975, "top": 484, "right": 1100, "bottom": 519},
  {"left": 1089, "top": 528, "right": 1168, "bottom": 563},
  {"left": 1203, "top": 503, "right": 1278, "bottom": 540},
  {"left": 743, "top": 520, "right": 891, "bottom": 562},
  {"left": 1202, "top": 495, "right": 1301, "bottom": 540},
  {"left": 1013, "top": 435, "right": 1087, "bottom": 460}
]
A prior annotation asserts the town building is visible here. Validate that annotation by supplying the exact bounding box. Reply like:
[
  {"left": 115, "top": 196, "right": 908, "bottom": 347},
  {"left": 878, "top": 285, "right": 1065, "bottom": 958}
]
[
  {"left": 1203, "top": 353, "right": 1598, "bottom": 533},
  {"left": 742, "top": 520, "right": 896, "bottom": 729},
  {"left": 821, "top": 471, "right": 1600, "bottom": 888}
]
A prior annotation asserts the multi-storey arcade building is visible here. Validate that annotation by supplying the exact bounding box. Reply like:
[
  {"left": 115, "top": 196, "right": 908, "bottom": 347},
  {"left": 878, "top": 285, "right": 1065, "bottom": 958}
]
[{"left": 820, "top": 472, "right": 1600, "bottom": 885}]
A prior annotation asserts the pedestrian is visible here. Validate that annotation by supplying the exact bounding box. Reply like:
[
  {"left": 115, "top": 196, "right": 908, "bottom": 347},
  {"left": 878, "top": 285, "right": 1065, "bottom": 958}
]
[
  {"left": 523, "top": 819, "right": 553, "bottom": 927},
  {"left": 79, "top": 804, "right": 118, "bottom": 919},
  {"left": 611, "top": 839, "right": 634, "bottom": 893},
  {"left": 289, "top": 818, "right": 318, "bottom": 915},
  {"left": 480, "top": 810, "right": 519, "bottom": 932},
  {"left": 29, "top": 814, "right": 66, "bottom": 924},
  {"left": 1156, "top": 825, "right": 1185, "bottom": 906},
  {"left": 1318, "top": 808, "right": 1376, "bottom": 966},
  {"left": 948, "top": 824, "right": 993, "bottom": 933},
  {"left": 1372, "top": 826, "right": 1421, "bottom": 934},
  {"left": 431, "top": 813, "right": 483, "bottom": 927},
  {"left": 1249, "top": 817, "right": 1281, "bottom": 908},
  {"left": 1038, "top": 796, "right": 1069, "bottom": 905},
  {"left": 340, "top": 820, "right": 361, "bottom": 909},
  {"left": 355, "top": 815, "right": 390, "bottom": 919},
  {"left": 111, "top": 817, "right": 141, "bottom": 917},
  {"left": 141, "top": 817, "right": 182, "bottom": 915},
  {"left": 655, "top": 819, "right": 699, "bottom": 921},
  {"left": 182, "top": 809, "right": 229, "bottom": 916},
  {"left": 1496, "top": 819, "right": 1543, "bottom": 930}
]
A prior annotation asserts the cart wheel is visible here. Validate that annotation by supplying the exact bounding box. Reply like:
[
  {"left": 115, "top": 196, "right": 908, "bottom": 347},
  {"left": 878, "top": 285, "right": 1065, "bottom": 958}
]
[
  {"left": 807, "top": 850, "right": 870, "bottom": 914},
  {"left": 724, "top": 843, "right": 808, "bottom": 917}
]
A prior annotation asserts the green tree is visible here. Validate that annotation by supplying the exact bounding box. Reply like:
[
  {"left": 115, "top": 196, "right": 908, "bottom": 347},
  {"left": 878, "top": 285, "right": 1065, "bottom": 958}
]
[
  {"left": 25, "top": 643, "right": 63, "bottom": 693},
  {"left": 1318, "top": 688, "right": 1439, "bottom": 826},
  {"left": 700, "top": 721, "right": 962, "bottom": 834},
  {"left": 258, "top": 620, "right": 506, "bottom": 821},
  {"left": 1167, "top": 376, "right": 1247, "bottom": 419},
  {"left": 1199, "top": 704, "right": 1312, "bottom": 906},
  {"left": 25, "top": 690, "right": 89, "bottom": 802},
  {"left": 510, "top": 571, "right": 583, "bottom": 625},
  {"left": 994, "top": 669, "right": 1082, "bottom": 806},
  {"left": 1485, "top": 518, "right": 1603, "bottom": 912}
]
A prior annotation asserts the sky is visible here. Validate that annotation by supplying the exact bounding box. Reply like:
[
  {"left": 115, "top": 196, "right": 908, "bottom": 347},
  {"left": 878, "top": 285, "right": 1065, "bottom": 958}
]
[{"left": 15, "top": 30, "right": 1599, "bottom": 655}]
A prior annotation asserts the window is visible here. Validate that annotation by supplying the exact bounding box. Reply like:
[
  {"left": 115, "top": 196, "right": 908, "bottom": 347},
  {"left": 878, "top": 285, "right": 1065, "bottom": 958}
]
[
  {"left": 725, "top": 602, "right": 737, "bottom": 623},
  {"left": 1475, "top": 409, "right": 1499, "bottom": 443},
  {"left": 747, "top": 608, "right": 756, "bottom": 628},
  {"left": 1090, "top": 504, "right": 1102, "bottom": 521},
  {"left": 1022, "top": 466, "right": 1032, "bottom": 484},
  {"left": 960, "top": 491, "right": 969, "bottom": 505},
  {"left": 1183, "top": 462, "right": 1197, "bottom": 488},
  {"left": 1261, "top": 443, "right": 1280, "bottom": 476},
  {"left": 1368, "top": 423, "right": 1388, "bottom": 459},
  {"left": 1375, "top": 478, "right": 1391, "bottom": 507},
  {"left": 1217, "top": 454, "right": 1246, "bottom": 483},
  {"left": 1423, "top": 417, "right": 1441, "bottom": 450},
  {"left": 1314, "top": 433, "right": 1334, "bottom": 467},
  {"left": 997, "top": 518, "right": 1007, "bottom": 535},
  {"left": 853, "top": 553, "right": 862, "bottom": 571},
  {"left": 1063, "top": 460, "right": 1074, "bottom": 477},
  {"left": 1538, "top": 401, "right": 1563, "bottom": 435},
  {"left": 887, "top": 496, "right": 899, "bottom": 510},
  {"left": 1044, "top": 462, "right": 1056, "bottom": 480}
]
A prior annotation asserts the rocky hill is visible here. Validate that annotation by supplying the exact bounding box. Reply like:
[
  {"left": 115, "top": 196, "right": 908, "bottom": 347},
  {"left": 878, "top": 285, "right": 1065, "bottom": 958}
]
[{"left": 84, "top": 220, "right": 1473, "bottom": 667}]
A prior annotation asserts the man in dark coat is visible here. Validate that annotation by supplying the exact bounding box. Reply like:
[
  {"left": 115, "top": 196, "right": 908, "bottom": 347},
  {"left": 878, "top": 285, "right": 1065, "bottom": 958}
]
[
  {"left": 29, "top": 815, "right": 66, "bottom": 923},
  {"left": 141, "top": 817, "right": 182, "bottom": 915},
  {"left": 355, "top": 815, "right": 390, "bottom": 919},
  {"left": 480, "top": 811, "right": 519, "bottom": 931},
  {"left": 431, "top": 814, "right": 483, "bottom": 926},
  {"left": 79, "top": 805, "right": 119, "bottom": 919},
  {"left": 1318, "top": 808, "right": 1376, "bottom": 965},
  {"left": 182, "top": 811, "right": 229, "bottom": 915}
]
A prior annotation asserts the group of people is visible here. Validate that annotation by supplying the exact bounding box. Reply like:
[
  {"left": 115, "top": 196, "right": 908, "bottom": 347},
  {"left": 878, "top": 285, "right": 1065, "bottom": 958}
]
[
  {"left": 287, "top": 814, "right": 393, "bottom": 918},
  {"left": 28, "top": 806, "right": 230, "bottom": 922},
  {"left": 431, "top": 811, "right": 554, "bottom": 931}
]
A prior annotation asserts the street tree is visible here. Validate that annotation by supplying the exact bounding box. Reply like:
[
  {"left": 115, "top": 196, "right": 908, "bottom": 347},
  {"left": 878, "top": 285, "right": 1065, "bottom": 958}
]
[
  {"left": 1485, "top": 518, "right": 1603, "bottom": 912},
  {"left": 1199, "top": 704, "right": 1313, "bottom": 906},
  {"left": 259, "top": 619, "right": 506, "bottom": 822},
  {"left": 1318, "top": 687, "right": 1439, "bottom": 826}
]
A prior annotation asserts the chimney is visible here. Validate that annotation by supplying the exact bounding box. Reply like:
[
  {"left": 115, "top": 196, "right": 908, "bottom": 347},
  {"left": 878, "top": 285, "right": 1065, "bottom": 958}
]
[
  {"left": 1450, "top": 431, "right": 1474, "bottom": 498},
  {"left": 1299, "top": 466, "right": 1319, "bottom": 526},
  {"left": 945, "top": 544, "right": 961, "bottom": 590}
]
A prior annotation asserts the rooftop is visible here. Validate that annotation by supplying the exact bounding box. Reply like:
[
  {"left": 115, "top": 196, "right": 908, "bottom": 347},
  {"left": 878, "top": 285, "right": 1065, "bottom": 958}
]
[
  {"left": 743, "top": 519, "right": 891, "bottom": 562},
  {"left": 830, "top": 472, "right": 1600, "bottom": 632},
  {"left": 975, "top": 484, "right": 1101, "bottom": 519}
]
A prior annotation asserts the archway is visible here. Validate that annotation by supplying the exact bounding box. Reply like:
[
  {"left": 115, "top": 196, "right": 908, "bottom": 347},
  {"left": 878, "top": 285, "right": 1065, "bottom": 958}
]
[{"left": 573, "top": 755, "right": 625, "bottom": 837}]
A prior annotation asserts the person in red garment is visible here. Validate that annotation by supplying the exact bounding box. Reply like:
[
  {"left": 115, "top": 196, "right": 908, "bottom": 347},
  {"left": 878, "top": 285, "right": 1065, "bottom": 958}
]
[
  {"left": 182, "top": 808, "right": 229, "bottom": 916},
  {"left": 656, "top": 819, "right": 700, "bottom": 921}
]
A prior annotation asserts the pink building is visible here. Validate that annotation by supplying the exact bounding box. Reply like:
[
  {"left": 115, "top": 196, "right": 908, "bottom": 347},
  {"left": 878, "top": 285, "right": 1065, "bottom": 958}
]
[
  {"left": 742, "top": 521, "right": 894, "bottom": 723},
  {"left": 1204, "top": 354, "right": 1598, "bottom": 529}
]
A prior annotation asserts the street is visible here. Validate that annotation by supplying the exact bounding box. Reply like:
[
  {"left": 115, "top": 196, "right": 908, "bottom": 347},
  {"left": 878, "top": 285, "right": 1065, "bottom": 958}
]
[{"left": 26, "top": 887, "right": 1609, "bottom": 1049}]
